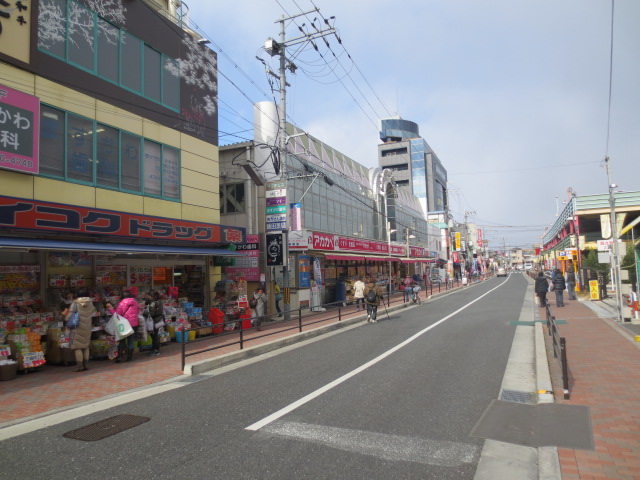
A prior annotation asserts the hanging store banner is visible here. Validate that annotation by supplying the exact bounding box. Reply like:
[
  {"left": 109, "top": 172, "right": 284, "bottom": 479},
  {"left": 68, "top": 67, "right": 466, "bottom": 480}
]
[
  {"left": 290, "top": 203, "right": 302, "bottom": 231},
  {"left": 0, "top": 195, "right": 245, "bottom": 244},
  {"left": 454, "top": 232, "right": 461, "bottom": 251},
  {"left": 477, "top": 229, "right": 483, "bottom": 247},
  {"left": 0, "top": 84, "right": 39, "bottom": 174}
]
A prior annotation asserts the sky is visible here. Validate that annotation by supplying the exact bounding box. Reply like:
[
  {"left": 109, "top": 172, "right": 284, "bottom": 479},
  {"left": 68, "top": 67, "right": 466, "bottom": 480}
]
[{"left": 185, "top": 0, "right": 640, "bottom": 251}]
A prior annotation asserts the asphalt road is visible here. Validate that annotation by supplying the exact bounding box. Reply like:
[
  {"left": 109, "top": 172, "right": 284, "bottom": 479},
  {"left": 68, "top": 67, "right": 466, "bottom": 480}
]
[{"left": 0, "top": 274, "right": 529, "bottom": 480}]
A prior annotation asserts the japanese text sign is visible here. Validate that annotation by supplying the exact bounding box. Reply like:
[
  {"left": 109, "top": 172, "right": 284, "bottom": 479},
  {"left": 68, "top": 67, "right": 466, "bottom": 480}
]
[{"left": 0, "top": 84, "right": 39, "bottom": 174}]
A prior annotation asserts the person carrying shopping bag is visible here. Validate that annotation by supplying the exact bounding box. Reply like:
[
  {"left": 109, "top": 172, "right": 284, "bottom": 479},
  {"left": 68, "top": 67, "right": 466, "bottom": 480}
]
[
  {"left": 106, "top": 288, "right": 139, "bottom": 363},
  {"left": 66, "top": 287, "right": 95, "bottom": 372}
]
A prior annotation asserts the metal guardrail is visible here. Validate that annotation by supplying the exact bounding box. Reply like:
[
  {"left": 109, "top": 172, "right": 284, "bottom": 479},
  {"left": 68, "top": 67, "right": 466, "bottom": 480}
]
[{"left": 545, "top": 303, "right": 570, "bottom": 399}]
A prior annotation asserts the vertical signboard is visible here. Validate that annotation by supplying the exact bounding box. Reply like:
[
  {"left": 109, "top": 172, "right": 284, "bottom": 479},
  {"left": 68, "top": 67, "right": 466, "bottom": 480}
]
[
  {"left": 0, "top": 84, "right": 39, "bottom": 174},
  {"left": 290, "top": 202, "right": 301, "bottom": 231},
  {"left": 454, "top": 232, "right": 461, "bottom": 251},
  {"left": 266, "top": 180, "right": 287, "bottom": 231},
  {"left": 266, "top": 233, "right": 284, "bottom": 266}
]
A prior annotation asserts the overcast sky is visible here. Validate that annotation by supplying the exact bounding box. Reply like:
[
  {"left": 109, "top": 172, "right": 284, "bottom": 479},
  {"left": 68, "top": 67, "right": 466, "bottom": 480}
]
[{"left": 186, "top": 0, "right": 640, "bottom": 250}]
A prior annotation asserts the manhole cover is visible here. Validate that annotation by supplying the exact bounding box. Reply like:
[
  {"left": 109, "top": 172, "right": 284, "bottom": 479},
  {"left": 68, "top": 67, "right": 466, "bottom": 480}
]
[
  {"left": 63, "top": 414, "right": 150, "bottom": 441},
  {"left": 500, "top": 389, "right": 536, "bottom": 404}
]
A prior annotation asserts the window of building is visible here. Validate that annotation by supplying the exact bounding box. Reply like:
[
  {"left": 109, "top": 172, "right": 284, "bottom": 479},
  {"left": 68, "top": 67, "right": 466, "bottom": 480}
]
[
  {"left": 39, "top": 105, "right": 179, "bottom": 201},
  {"left": 38, "top": 0, "right": 180, "bottom": 112},
  {"left": 122, "top": 31, "right": 142, "bottom": 93},
  {"left": 66, "top": 114, "right": 94, "bottom": 183},
  {"left": 97, "top": 19, "right": 120, "bottom": 83},
  {"left": 382, "top": 147, "right": 408, "bottom": 157},
  {"left": 39, "top": 106, "right": 65, "bottom": 177},
  {"left": 68, "top": 1, "right": 95, "bottom": 71},
  {"left": 96, "top": 124, "right": 119, "bottom": 188},
  {"left": 144, "top": 45, "right": 162, "bottom": 102},
  {"left": 220, "top": 183, "right": 246, "bottom": 214}
]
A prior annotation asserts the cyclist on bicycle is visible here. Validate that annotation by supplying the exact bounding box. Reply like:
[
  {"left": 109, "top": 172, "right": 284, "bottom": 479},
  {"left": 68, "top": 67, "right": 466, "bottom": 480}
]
[{"left": 411, "top": 281, "right": 421, "bottom": 304}]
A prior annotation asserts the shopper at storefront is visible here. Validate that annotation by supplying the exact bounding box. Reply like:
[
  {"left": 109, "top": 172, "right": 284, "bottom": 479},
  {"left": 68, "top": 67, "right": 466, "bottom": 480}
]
[
  {"left": 353, "top": 277, "right": 365, "bottom": 311},
  {"left": 364, "top": 280, "right": 384, "bottom": 323},
  {"left": 147, "top": 291, "right": 165, "bottom": 357},
  {"left": 106, "top": 289, "right": 140, "bottom": 363},
  {"left": 67, "top": 287, "right": 95, "bottom": 372}
]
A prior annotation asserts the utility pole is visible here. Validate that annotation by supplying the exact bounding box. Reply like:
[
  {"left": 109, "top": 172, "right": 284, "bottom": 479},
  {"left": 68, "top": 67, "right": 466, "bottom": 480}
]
[
  {"left": 605, "top": 156, "right": 623, "bottom": 322},
  {"left": 263, "top": 10, "right": 335, "bottom": 320}
]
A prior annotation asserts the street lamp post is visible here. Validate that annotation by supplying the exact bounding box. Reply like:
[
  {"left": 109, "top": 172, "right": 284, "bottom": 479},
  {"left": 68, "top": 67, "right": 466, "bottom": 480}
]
[{"left": 387, "top": 221, "right": 396, "bottom": 303}]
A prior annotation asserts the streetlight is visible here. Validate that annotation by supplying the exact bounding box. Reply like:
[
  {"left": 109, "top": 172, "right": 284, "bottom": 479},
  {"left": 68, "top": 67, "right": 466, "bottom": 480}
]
[{"left": 387, "top": 221, "right": 397, "bottom": 302}]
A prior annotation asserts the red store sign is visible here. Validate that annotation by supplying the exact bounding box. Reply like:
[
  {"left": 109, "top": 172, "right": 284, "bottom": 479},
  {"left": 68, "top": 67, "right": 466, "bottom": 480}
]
[{"left": 0, "top": 196, "right": 244, "bottom": 244}]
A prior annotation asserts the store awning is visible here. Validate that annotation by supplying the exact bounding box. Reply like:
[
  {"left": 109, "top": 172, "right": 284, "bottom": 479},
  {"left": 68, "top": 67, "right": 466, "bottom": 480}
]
[
  {"left": 325, "top": 254, "right": 365, "bottom": 261},
  {"left": 0, "top": 237, "right": 242, "bottom": 256},
  {"left": 364, "top": 256, "right": 401, "bottom": 262},
  {"left": 400, "top": 258, "right": 435, "bottom": 263}
]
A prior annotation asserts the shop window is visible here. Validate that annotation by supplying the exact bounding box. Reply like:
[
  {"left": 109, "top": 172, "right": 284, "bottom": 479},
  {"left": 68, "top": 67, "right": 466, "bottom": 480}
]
[
  {"left": 96, "top": 124, "right": 119, "bottom": 188},
  {"left": 39, "top": 106, "right": 65, "bottom": 177},
  {"left": 144, "top": 45, "right": 162, "bottom": 102},
  {"left": 221, "top": 183, "right": 245, "bottom": 214},
  {"left": 97, "top": 19, "right": 119, "bottom": 83},
  {"left": 121, "top": 31, "right": 142, "bottom": 93},
  {"left": 68, "top": 2, "right": 95, "bottom": 71},
  {"left": 66, "top": 114, "right": 94, "bottom": 183},
  {"left": 121, "top": 132, "right": 142, "bottom": 192}
]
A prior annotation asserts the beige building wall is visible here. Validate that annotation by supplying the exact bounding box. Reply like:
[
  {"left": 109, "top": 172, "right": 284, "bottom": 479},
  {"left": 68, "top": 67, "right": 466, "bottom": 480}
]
[{"left": 0, "top": 65, "right": 220, "bottom": 225}]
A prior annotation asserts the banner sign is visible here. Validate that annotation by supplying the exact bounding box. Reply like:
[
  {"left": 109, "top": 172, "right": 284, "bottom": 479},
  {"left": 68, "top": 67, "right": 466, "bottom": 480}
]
[
  {"left": 0, "top": 195, "right": 245, "bottom": 244},
  {"left": 290, "top": 203, "right": 302, "bottom": 231},
  {"left": 266, "top": 181, "right": 287, "bottom": 232},
  {"left": 266, "top": 233, "right": 284, "bottom": 266},
  {"left": 0, "top": 84, "right": 40, "bottom": 174}
]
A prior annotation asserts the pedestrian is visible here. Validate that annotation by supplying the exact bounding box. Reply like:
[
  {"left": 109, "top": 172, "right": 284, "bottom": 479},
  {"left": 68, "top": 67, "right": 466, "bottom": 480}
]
[
  {"left": 274, "top": 281, "right": 283, "bottom": 317},
  {"left": 251, "top": 287, "right": 268, "bottom": 331},
  {"left": 106, "top": 288, "right": 140, "bottom": 363},
  {"left": 552, "top": 268, "right": 566, "bottom": 307},
  {"left": 353, "top": 277, "right": 365, "bottom": 311},
  {"left": 364, "top": 279, "right": 384, "bottom": 323},
  {"left": 565, "top": 266, "right": 577, "bottom": 300},
  {"left": 403, "top": 275, "right": 412, "bottom": 302},
  {"left": 147, "top": 291, "right": 164, "bottom": 357},
  {"left": 534, "top": 271, "right": 549, "bottom": 308},
  {"left": 67, "top": 287, "right": 94, "bottom": 372}
]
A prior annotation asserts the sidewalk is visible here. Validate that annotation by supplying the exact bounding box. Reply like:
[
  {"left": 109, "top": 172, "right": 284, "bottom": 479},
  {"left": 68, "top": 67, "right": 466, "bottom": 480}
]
[
  {"left": 0, "top": 285, "right": 462, "bottom": 427},
  {"left": 538, "top": 294, "right": 640, "bottom": 479}
]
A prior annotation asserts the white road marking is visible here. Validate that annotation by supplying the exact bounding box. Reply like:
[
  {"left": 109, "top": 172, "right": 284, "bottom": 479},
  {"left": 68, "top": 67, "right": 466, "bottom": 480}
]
[
  {"left": 262, "top": 421, "right": 480, "bottom": 466},
  {"left": 246, "top": 279, "right": 508, "bottom": 431}
]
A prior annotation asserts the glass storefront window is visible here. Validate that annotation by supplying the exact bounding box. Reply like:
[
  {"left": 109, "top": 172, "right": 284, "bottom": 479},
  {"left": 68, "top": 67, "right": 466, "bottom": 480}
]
[
  {"left": 96, "top": 124, "right": 119, "bottom": 188},
  {"left": 66, "top": 114, "right": 94, "bottom": 183}
]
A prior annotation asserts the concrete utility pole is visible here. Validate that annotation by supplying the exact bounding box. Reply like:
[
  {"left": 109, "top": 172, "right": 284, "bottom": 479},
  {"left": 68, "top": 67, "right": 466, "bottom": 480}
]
[
  {"left": 605, "top": 156, "right": 624, "bottom": 322},
  {"left": 263, "top": 11, "right": 335, "bottom": 320}
]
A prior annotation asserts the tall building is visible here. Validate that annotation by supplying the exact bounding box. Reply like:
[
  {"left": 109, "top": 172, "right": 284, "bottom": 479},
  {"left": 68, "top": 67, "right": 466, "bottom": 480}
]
[
  {"left": 378, "top": 117, "right": 448, "bottom": 217},
  {"left": 0, "top": 0, "right": 242, "bottom": 310}
]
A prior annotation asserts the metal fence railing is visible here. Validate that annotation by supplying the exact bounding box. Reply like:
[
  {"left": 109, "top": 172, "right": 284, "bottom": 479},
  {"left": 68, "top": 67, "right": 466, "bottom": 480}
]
[{"left": 545, "top": 303, "right": 571, "bottom": 399}]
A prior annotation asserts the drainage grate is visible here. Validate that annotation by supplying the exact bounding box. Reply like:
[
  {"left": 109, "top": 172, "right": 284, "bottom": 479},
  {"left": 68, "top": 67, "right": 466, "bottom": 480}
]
[
  {"left": 63, "top": 414, "right": 150, "bottom": 441},
  {"left": 500, "top": 389, "right": 536, "bottom": 404}
]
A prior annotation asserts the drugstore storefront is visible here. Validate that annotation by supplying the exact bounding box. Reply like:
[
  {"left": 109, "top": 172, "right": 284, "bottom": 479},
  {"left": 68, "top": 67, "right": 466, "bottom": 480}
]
[{"left": 0, "top": 195, "right": 244, "bottom": 331}]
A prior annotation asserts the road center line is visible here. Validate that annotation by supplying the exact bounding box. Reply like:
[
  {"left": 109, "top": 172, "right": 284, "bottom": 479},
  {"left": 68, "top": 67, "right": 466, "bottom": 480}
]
[{"left": 245, "top": 279, "right": 508, "bottom": 431}]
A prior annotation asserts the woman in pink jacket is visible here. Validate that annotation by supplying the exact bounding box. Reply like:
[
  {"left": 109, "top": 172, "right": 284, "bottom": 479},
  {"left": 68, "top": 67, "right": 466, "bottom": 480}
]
[{"left": 106, "top": 288, "right": 140, "bottom": 363}]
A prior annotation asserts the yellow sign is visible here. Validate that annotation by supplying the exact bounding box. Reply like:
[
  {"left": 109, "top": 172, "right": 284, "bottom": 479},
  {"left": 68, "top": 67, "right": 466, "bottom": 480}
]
[
  {"left": 455, "top": 232, "right": 461, "bottom": 250},
  {"left": 589, "top": 280, "right": 600, "bottom": 300}
]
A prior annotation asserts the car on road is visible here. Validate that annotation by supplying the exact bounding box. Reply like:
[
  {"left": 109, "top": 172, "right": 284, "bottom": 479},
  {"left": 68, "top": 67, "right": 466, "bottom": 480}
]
[{"left": 497, "top": 267, "right": 507, "bottom": 277}]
